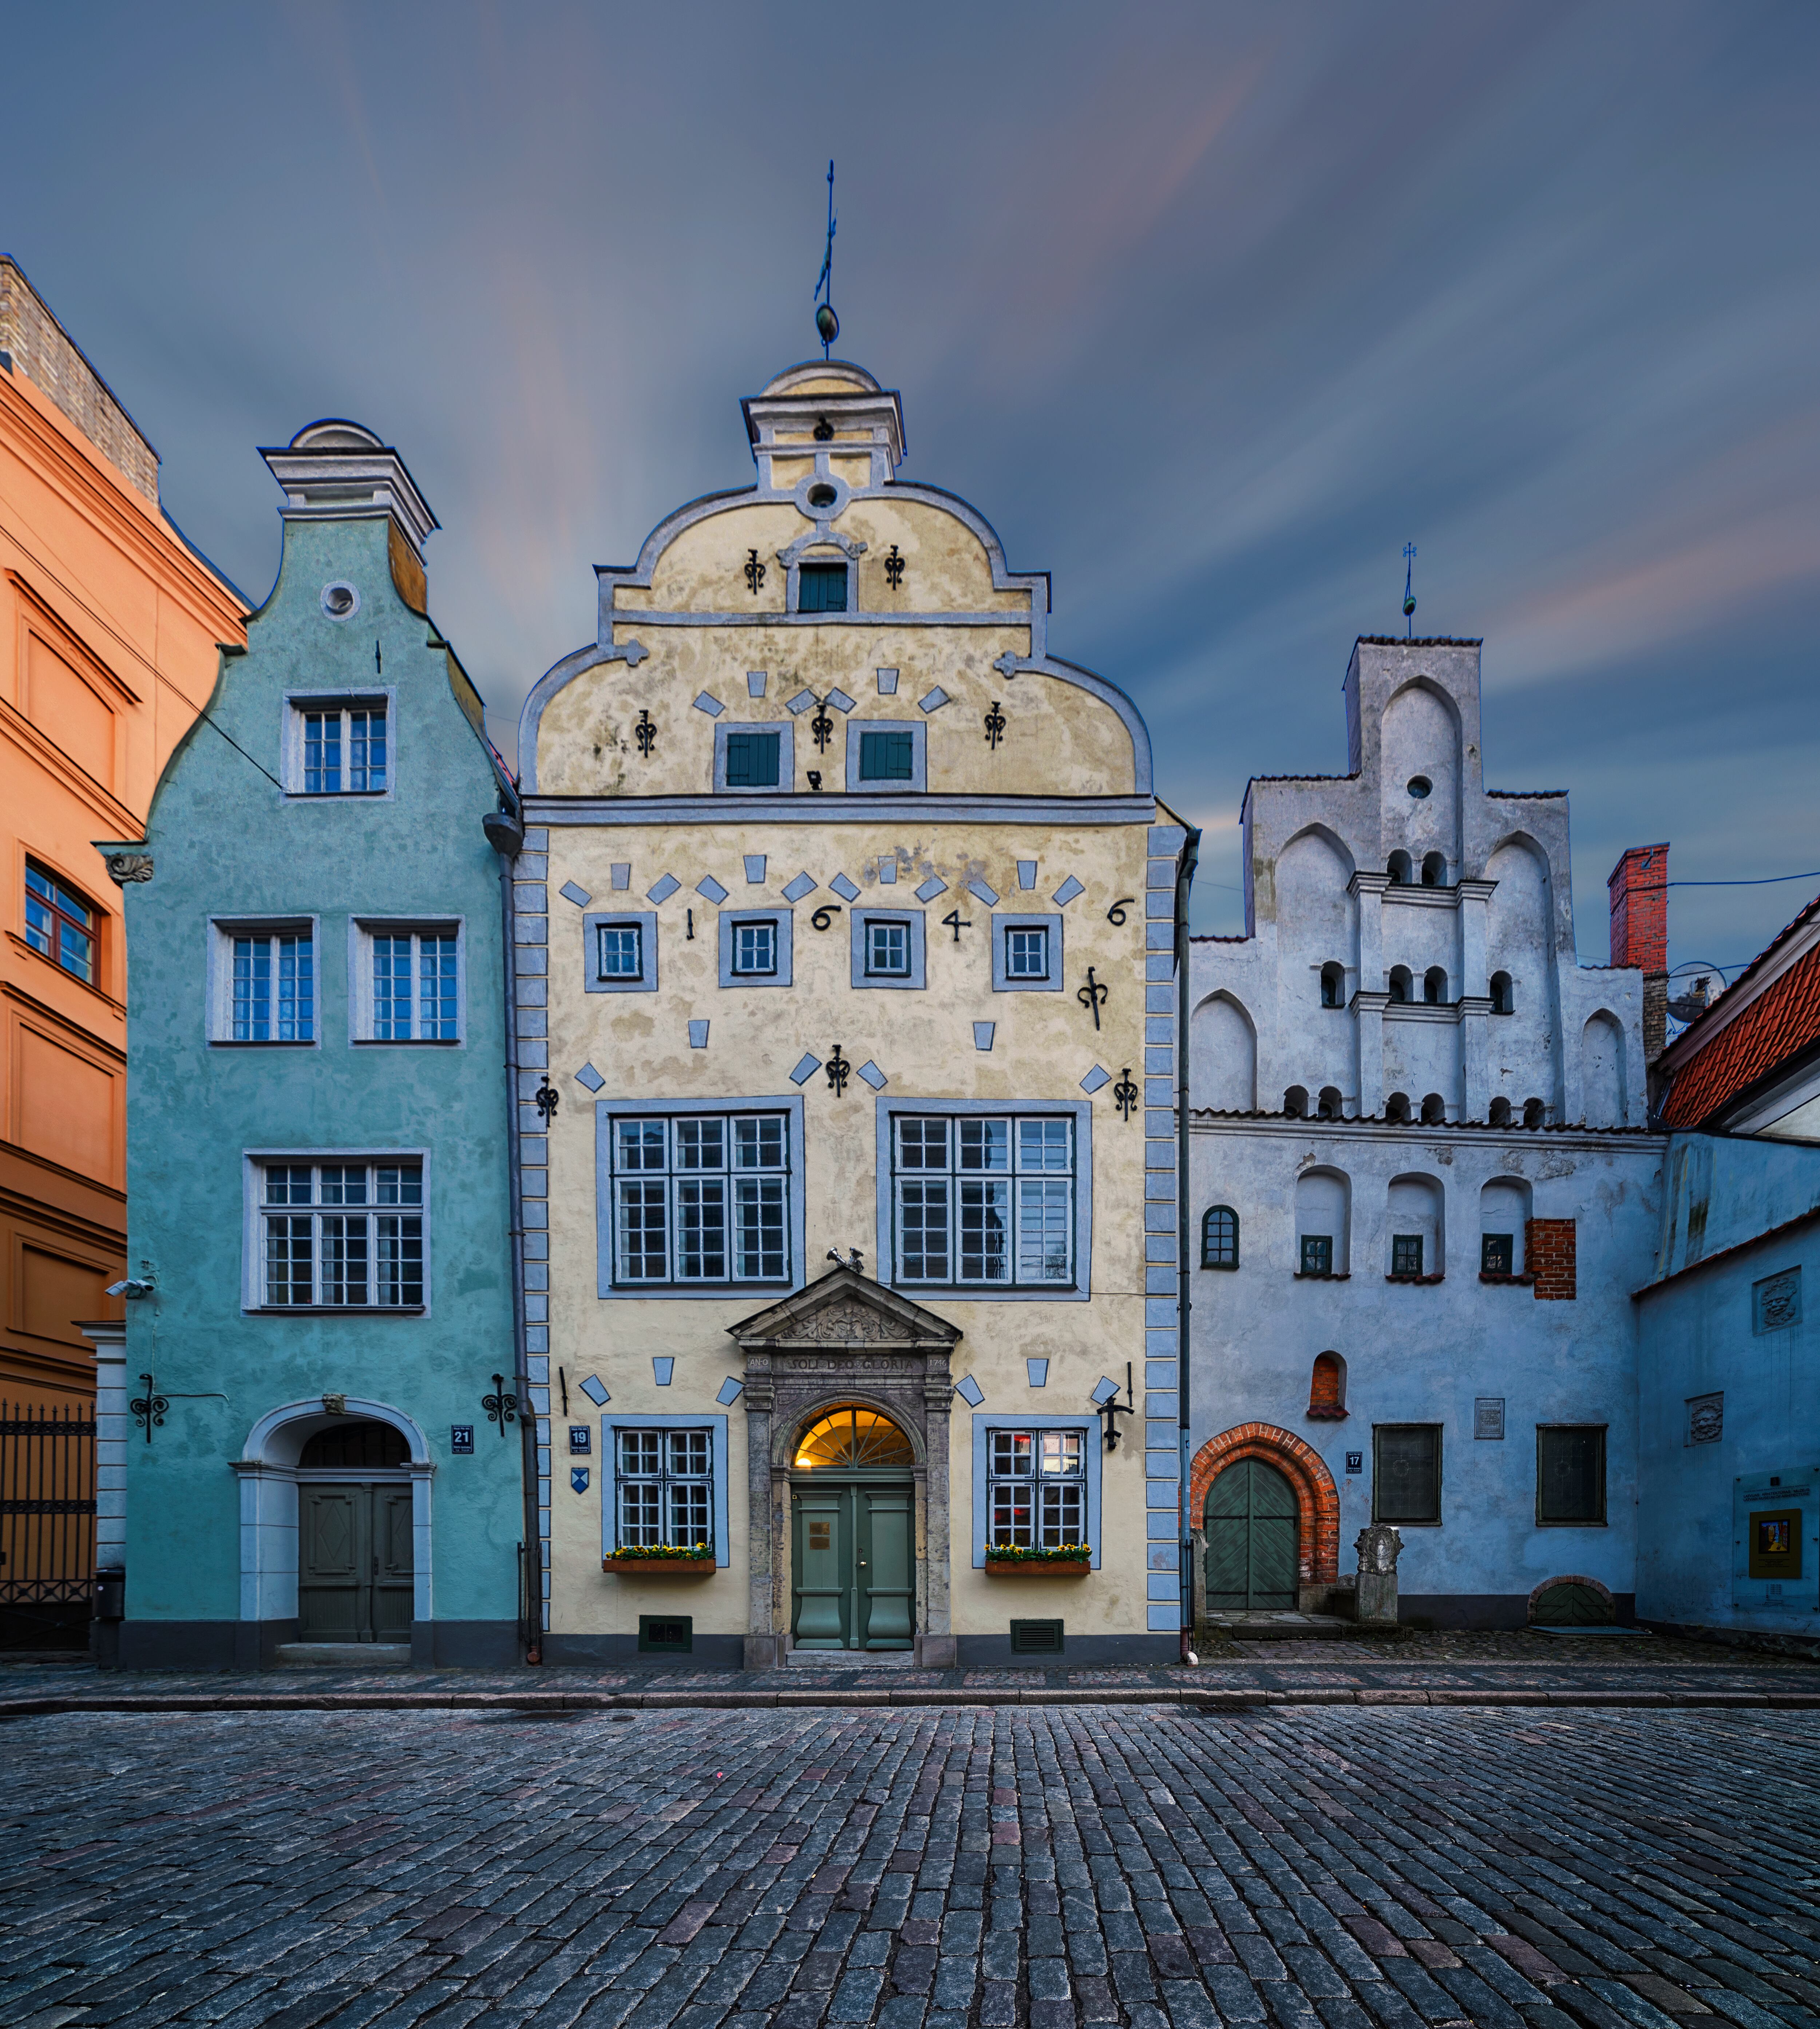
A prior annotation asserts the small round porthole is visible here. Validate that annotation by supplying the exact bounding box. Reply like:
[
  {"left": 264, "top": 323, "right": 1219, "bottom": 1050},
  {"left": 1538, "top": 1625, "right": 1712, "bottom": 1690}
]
[
  {"left": 321, "top": 581, "right": 360, "bottom": 620},
  {"left": 1406, "top": 775, "right": 1432, "bottom": 799},
  {"left": 806, "top": 483, "right": 838, "bottom": 510}
]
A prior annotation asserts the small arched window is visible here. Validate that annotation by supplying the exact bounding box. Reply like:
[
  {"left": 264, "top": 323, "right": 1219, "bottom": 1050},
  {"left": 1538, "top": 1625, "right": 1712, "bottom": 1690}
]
[
  {"left": 1320, "top": 962, "right": 1346, "bottom": 1009},
  {"left": 1317, "top": 1086, "right": 1342, "bottom": 1121},
  {"left": 1308, "top": 1352, "right": 1348, "bottom": 1419},
  {"left": 1421, "top": 852, "right": 1447, "bottom": 887},
  {"left": 1201, "top": 1205, "right": 1239, "bottom": 1270},
  {"left": 1388, "top": 966, "right": 1412, "bottom": 1003},
  {"left": 1420, "top": 1092, "right": 1447, "bottom": 1125},
  {"left": 1283, "top": 1085, "right": 1310, "bottom": 1119},
  {"left": 1386, "top": 1091, "right": 1412, "bottom": 1123},
  {"left": 1424, "top": 966, "right": 1448, "bottom": 1005},
  {"left": 1490, "top": 970, "right": 1514, "bottom": 1015},
  {"left": 1387, "top": 850, "right": 1413, "bottom": 885},
  {"left": 1523, "top": 1097, "right": 1547, "bottom": 1130},
  {"left": 1488, "top": 1096, "right": 1512, "bottom": 1128}
]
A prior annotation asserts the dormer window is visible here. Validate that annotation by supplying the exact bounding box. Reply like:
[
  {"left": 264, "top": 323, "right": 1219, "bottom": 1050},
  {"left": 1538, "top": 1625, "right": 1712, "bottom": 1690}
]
[{"left": 796, "top": 561, "right": 847, "bottom": 613}]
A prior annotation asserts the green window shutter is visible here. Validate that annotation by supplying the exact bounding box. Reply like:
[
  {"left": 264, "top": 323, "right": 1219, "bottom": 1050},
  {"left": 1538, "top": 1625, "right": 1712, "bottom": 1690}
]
[
  {"left": 798, "top": 562, "right": 847, "bottom": 613},
  {"left": 724, "top": 732, "right": 780, "bottom": 788},
  {"left": 859, "top": 729, "right": 915, "bottom": 780}
]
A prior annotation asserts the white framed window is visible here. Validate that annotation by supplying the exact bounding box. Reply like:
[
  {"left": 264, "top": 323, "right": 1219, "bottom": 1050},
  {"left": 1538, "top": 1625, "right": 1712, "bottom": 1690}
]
[
  {"left": 991, "top": 911, "right": 1064, "bottom": 992},
  {"left": 209, "top": 919, "right": 318, "bottom": 1044},
  {"left": 601, "top": 1414, "right": 731, "bottom": 1562},
  {"left": 600, "top": 923, "right": 642, "bottom": 979},
  {"left": 970, "top": 1413, "right": 1100, "bottom": 1566},
  {"left": 283, "top": 691, "right": 394, "bottom": 797},
  {"left": 717, "top": 908, "right": 793, "bottom": 989},
  {"left": 607, "top": 1110, "right": 794, "bottom": 1288},
  {"left": 732, "top": 919, "right": 777, "bottom": 977},
  {"left": 247, "top": 1154, "right": 427, "bottom": 1311},
  {"left": 889, "top": 1112, "right": 1077, "bottom": 1289},
  {"left": 989, "top": 1428, "right": 1087, "bottom": 1547},
  {"left": 850, "top": 908, "right": 926, "bottom": 991},
  {"left": 351, "top": 921, "right": 462, "bottom": 1043},
  {"left": 585, "top": 910, "right": 658, "bottom": 994},
  {"left": 617, "top": 1427, "right": 714, "bottom": 1547}
]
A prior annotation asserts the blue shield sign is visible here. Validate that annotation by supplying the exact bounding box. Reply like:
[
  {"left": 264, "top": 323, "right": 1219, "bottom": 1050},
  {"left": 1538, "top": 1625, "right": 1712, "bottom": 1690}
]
[{"left": 570, "top": 1467, "right": 590, "bottom": 1495}]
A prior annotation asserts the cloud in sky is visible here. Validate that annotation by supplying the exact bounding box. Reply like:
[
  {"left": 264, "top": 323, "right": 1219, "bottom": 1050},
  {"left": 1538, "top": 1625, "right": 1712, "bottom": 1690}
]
[{"left": 7, "top": 0, "right": 1817, "bottom": 975}]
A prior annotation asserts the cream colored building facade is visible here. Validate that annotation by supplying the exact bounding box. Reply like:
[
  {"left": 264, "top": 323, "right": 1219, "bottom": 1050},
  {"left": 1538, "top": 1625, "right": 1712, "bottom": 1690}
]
[{"left": 517, "top": 362, "right": 1193, "bottom": 1667}]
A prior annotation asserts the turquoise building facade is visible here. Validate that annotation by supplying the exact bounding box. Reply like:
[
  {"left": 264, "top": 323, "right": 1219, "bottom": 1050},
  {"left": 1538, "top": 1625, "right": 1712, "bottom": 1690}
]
[{"left": 100, "top": 422, "right": 525, "bottom": 1669}]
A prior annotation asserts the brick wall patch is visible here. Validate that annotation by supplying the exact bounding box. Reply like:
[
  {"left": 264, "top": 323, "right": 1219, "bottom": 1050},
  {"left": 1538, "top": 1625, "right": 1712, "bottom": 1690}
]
[{"left": 1527, "top": 1217, "right": 1576, "bottom": 1300}]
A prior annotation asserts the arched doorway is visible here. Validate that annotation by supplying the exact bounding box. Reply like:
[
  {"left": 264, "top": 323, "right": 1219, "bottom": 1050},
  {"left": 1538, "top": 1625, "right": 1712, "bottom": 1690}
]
[
  {"left": 1204, "top": 1459, "right": 1299, "bottom": 1609},
  {"left": 296, "top": 1420, "right": 414, "bottom": 1644},
  {"left": 789, "top": 1407, "right": 915, "bottom": 1652}
]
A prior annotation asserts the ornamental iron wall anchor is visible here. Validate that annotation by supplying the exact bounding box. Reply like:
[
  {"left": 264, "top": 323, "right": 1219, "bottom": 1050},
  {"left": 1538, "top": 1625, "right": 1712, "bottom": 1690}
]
[
  {"left": 634, "top": 709, "right": 657, "bottom": 758},
  {"left": 1077, "top": 966, "right": 1108, "bottom": 1030},
  {"left": 483, "top": 1374, "right": 519, "bottom": 1433},
  {"left": 813, "top": 415, "right": 835, "bottom": 442},
  {"left": 810, "top": 700, "right": 835, "bottom": 753},
  {"left": 983, "top": 701, "right": 1006, "bottom": 749},
  {"left": 534, "top": 1077, "right": 560, "bottom": 1125},
  {"left": 884, "top": 543, "right": 905, "bottom": 590},
  {"left": 130, "top": 1373, "right": 168, "bottom": 1442},
  {"left": 743, "top": 549, "right": 766, "bottom": 594},
  {"left": 1112, "top": 1068, "right": 1139, "bottom": 1120},
  {"left": 824, "top": 1044, "right": 852, "bottom": 1096}
]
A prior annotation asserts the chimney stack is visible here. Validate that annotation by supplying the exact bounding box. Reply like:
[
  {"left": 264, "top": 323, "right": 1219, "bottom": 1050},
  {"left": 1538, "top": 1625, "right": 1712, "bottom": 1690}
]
[{"left": 1608, "top": 842, "right": 1669, "bottom": 1066}]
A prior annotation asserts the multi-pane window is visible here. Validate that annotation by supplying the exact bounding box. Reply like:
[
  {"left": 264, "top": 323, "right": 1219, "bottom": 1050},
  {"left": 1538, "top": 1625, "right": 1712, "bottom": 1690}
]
[
  {"left": 371, "top": 930, "right": 458, "bottom": 1040},
  {"left": 1299, "top": 1234, "right": 1333, "bottom": 1276},
  {"left": 866, "top": 919, "right": 910, "bottom": 977},
  {"left": 617, "top": 1428, "right": 714, "bottom": 1548},
  {"left": 611, "top": 1112, "right": 791, "bottom": 1286},
  {"left": 25, "top": 864, "right": 96, "bottom": 984},
  {"left": 858, "top": 729, "right": 914, "bottom": 781},
  {"left": 1373, "top": 1424, "right": 1441, "bottom": 1524},
  {"left": 892, "top": 1114, "right": 1075, "bottom": 1288},
  {"left": 232, "top": 931, "right": 314, "bottom": 1041},
  {"left": 988, "top": 1428, "right": 1087, "bottom": 1547},
  {"left": 1481, "top": 1233, "right": 1514, "bottom": 1275},
  {"left": 598, "top": 923, "right": 643, "bottom": 981},
  {"left": 723, "top": 731, "right": 780, "bottom": 788},
  {"left": 1004, "top": 927, "right": 1049, "bottom": 980},
  {"left": 299, "top": 702, "right": 387, "bottom": 794},
  {"left": 260, "top": 1160, "right": 423, "bottom": 1308},
  {"left": 730, "top": 920, "right": 777, "bottom": 977},
  {"left": 1391, "top": 1234, "right": 1424, "bottom": 1277},
  {"left": 796, "top": 561, "right": 847, "bottom": 613},
  {"left": 1202, "top": 1205, "right": 1239, "bottom": 1270},
  {"left": 1537, "top": 1426, "right": 1606, "bottom": 1526}
]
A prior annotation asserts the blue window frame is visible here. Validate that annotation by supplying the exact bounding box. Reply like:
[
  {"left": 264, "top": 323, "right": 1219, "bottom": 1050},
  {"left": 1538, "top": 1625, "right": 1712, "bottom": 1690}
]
[
  {"left": 991, "top": 912, "right": 1064, "bottom": 993},
  {"left": 300, "top": 703, "right": 387, "bottom": 794},
  {"left": 718, "top": 907, "right": 792, "bottom": 988},
  {"left": 601, "top": 1414, "right": 731, "bottom": 1563},
  {"left": 850, "top": 909, "right": 926, "bottom": 991},
  {"left": 585, "top": 911, "right": 658, "bottom": 994},
  {"left": 971, "top": 1414, "right": 1100, "bottom": 1567},
  {"left": 796, "top": 561, "right": 847, "bottom": 613}
]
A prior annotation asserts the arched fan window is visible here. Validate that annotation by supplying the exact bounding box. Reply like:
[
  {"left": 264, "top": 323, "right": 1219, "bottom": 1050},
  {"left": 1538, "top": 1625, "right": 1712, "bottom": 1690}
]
[
  {"left": 792, "top": 1408, "right": 914, "bottom": 1470},
  {"left": 1202, "top": 1205, "right": 1239, "bottom": 1270}
]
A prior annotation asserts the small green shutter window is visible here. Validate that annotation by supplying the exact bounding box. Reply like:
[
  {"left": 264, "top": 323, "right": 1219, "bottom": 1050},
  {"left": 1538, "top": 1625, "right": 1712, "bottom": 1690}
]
[
  {"left": 724, "top": 731, "right": 780, "bottom": 788},
  {"left": 1202, "top": 1206, "right": 1239, "bottom": 1270},
  {"left": 797, "top": 562, "right": 847, "bottom": 613},
  {"left": 859, "top": 729, "right": 915, "bottom": 781}
]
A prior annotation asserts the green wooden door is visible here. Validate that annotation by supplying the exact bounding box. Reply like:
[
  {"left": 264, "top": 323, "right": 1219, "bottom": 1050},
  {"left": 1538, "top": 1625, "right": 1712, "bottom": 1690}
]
[
  {"left": 299, "top": 1484, "right": 415, "bottom": 1642},
  {"left": 1203, "top": 1460, "right": 1299, "bottom": 1610},
  {"left": 792, "top": 1490, "right": 850, "bottom": 1648},
  {"left": 858, "top": 1487, "right": 915, "bottom": 1649}
]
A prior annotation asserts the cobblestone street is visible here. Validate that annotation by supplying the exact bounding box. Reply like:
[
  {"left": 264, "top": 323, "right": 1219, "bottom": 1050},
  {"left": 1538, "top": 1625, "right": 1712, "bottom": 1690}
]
[{"left": 3, "top": 1700, "right": 1817, "bottom": 2029}]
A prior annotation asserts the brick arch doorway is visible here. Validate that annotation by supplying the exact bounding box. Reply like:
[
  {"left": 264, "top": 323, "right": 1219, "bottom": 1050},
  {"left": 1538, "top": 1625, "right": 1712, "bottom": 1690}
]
[{"left": 1188, "top": 1424, "right": 1340, "bottom": 1619}]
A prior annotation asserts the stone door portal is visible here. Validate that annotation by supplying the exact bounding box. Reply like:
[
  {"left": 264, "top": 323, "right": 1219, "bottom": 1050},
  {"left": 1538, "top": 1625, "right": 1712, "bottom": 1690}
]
[{"left": 1204, "top": 1458, "right": 1298, "bottom": 1610}]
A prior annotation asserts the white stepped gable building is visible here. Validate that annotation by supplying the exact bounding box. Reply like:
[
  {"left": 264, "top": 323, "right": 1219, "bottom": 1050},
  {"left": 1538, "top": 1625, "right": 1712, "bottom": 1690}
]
[{"left": 1184, "top": 636, "right": 1664, "bottom": 1630}]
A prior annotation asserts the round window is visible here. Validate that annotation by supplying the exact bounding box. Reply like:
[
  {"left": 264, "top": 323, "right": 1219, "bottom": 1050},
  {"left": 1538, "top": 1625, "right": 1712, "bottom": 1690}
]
[
  {"left": 806, "top": 483, "right": 838, "bottom": 509},
  {"left": 1406, "top": 775, "right": 1432, "bottom": 799},
  {"left": 321, "top": 581, "right": 360, "bottom": 620}
]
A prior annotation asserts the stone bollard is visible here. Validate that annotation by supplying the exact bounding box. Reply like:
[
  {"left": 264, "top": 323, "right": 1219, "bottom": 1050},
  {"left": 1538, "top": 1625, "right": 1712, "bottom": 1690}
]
[{"left": 1353, "top": 1522, "right": 1402, "bottom": 1623}]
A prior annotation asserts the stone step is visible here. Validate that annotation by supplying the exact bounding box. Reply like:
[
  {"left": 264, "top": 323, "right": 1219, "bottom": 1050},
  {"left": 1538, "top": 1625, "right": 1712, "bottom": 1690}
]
[
  {"left": 274, "top": 1643, "right": 412, "bottom": 1669},
  {"left": 784, "top": 1646, "right": 919, "bottom": 1667}
]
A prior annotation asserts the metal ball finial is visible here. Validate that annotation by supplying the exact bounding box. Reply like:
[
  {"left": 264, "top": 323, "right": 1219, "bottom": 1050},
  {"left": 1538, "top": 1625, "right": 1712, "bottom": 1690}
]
[{"left": 816, "top": 301, "right": 839, "bottom": 348}]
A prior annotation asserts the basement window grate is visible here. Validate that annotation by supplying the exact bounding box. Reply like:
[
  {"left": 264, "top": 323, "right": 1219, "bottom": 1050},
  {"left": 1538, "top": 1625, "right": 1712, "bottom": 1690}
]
[
  {"left": 638, "top": 1615, "right": 693, "bottom": 1654},
  {"left": 1009, "top": 1619, "right": 1064, "bottom": 1656}
]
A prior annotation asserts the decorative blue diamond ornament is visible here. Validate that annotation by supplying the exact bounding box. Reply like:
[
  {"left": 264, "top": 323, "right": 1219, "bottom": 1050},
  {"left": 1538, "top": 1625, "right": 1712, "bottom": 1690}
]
[{"left": 571, "top": 1467, "right": 590, "bottom": 1495}]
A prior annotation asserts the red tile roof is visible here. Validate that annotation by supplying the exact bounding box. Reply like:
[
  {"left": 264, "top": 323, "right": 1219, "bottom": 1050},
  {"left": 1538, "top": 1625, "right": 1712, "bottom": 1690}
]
[{"left": 1659, "top": 928, "right": 1820, "bottom": 1127}]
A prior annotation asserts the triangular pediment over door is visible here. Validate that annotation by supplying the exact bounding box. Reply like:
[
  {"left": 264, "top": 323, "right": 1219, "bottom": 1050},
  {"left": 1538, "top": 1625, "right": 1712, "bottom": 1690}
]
[{"left": 727, "top": 1266, "right": 961, "bottom": 1353}]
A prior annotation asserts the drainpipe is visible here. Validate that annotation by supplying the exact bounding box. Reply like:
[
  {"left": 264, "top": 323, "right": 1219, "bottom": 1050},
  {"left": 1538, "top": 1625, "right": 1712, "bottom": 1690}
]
[
  {"left": 484, "top": 803, "right": 539, "bottom": 1664},
  {"left": 1174, "top": 823, "right": 1201, "bottom": 1661}
]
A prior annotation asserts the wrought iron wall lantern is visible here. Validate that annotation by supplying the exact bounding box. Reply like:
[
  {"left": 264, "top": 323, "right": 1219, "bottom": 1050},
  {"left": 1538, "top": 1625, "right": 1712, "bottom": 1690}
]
[
  {"left": 983, "top": 701, "right": 1006, "bottom": 750},
  {"left": 743, "top": 549, "right": 766, "bottom": 594},
  {"left": 634, "top": 709, "right": 657, "bottom": 758},
  {"left": 483, "top": 1374, "right": 519, "bottom": 1433}
]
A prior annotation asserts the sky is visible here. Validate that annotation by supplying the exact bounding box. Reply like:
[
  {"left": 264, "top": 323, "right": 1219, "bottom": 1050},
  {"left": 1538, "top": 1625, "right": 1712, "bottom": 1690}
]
[{"left": 8, "top": 1, "right": 1819, "bottom": 970}]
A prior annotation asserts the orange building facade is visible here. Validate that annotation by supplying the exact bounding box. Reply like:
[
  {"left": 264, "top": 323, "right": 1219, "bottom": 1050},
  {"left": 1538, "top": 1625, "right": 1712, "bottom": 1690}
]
[{"left": 0, "top": 256, "right": 246, "bottom": 1430}]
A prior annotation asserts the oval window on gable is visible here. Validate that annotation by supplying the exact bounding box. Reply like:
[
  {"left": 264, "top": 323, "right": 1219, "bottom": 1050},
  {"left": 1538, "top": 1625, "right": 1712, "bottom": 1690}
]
[{"left": 792, "top": 1407, "right": 914, "bottom": 1470}]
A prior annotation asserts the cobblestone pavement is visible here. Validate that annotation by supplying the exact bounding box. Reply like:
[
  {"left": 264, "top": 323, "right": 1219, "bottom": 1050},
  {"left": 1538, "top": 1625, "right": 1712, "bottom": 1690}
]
[{"left": 3, "top": 1702, "right": 1817, "bottom": 2029}]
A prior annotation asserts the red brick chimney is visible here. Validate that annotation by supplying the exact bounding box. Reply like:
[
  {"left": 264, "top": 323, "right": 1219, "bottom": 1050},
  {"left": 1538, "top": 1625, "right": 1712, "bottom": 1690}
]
[{"left": 1608, "top": 842, "right": 1668, "bottom": 1066}]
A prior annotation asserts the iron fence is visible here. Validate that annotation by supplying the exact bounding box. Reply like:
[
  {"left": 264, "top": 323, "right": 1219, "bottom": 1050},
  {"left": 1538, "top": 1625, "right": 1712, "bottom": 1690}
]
[{"left": 1, "top": 1400, "right": 96, "bottom": 1646}]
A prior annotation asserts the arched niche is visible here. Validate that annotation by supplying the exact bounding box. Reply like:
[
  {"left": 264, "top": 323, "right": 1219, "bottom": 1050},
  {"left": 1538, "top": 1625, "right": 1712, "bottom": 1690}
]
[
  {"left": 1386, "top": 1173, "right": 1444, "bottom": 1278},
  {"left": 1381, "top": 680, "right": 1462, "bottom": 866},
  {"left": 1295, "top": 1167, "right": 1350, "bottom": 1275},
  {"left": 1480, "top": 1175, "right": 1532, "bottom": 1274},
  {"left": 1192, "top": 991, "right": 1257, "bottom": 1112},
  {"left": 1582, "top": 1012, "right": 1627, "bottom": 1127}
]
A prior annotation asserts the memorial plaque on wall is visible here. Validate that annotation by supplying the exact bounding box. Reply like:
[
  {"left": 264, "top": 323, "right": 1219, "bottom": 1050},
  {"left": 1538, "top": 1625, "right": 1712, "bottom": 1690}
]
[{"left": 1474, "top": 1397, "right": 1506, "bottom": 1441}]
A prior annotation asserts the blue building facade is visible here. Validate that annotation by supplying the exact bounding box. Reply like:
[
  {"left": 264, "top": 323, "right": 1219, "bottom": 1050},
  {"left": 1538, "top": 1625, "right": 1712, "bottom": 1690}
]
[{"left": 101, "top": 422, "right": 526, "bottom": 1670}]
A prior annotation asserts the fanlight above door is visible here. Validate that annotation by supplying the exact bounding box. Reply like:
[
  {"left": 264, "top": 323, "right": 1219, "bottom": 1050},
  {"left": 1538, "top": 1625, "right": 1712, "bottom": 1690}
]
[{"left": 794, "top": 1407, "right": 914, "bottom": 1471}]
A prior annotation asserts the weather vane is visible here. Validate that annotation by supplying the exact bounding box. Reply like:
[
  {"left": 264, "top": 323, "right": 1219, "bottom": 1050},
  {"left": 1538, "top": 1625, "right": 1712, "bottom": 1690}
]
[
  {"left": 813, "top": 160, "right": 839, "bottom": 356},
  {"left": 1402, "top": 543, "right": 1417, "bottom": 638}
]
